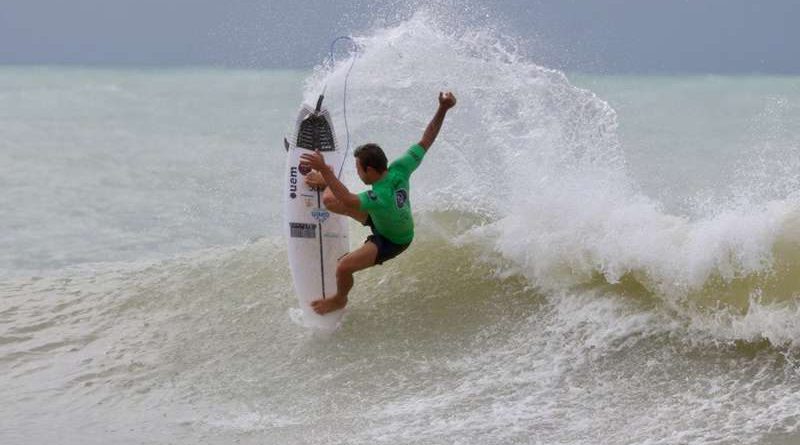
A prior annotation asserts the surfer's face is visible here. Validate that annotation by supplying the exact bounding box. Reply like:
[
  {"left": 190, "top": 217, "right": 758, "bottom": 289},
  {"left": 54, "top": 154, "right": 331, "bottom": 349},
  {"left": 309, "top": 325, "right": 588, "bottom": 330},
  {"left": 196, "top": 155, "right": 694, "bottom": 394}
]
[
  {"left": 356, "top": 158, "right": 369, "bottom": 183},
  {"left": 356, "top": 158, "right": 380, "bottom": 184}
]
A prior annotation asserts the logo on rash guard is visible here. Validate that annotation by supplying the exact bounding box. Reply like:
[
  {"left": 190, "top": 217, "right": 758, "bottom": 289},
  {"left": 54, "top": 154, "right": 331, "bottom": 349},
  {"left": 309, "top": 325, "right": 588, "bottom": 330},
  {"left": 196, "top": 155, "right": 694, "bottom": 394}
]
[
  {"left": 367, "top": 190, "right": 377, "bottom": 201},
  {"left": 395, "top": 189, "right": 408, "bottom": 208}
]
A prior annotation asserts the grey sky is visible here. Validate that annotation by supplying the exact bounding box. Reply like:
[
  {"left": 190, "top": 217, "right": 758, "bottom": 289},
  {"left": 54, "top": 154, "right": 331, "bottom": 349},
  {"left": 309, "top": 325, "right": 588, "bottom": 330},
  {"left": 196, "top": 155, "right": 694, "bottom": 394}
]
[{"left": 0, "top": 0, "right": 797, "bottom": 74}]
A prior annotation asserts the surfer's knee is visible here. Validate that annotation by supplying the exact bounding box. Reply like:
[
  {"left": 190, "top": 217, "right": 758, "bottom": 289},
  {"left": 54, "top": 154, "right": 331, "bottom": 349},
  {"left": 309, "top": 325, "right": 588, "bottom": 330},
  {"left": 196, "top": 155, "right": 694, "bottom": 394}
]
[
  {"left": 322, "top": 190, "right": 340, "bottom": 209},
  {"left": 335, "top": 261, "right": 352, "bottom": 280},
  {"left": 322, "top": 195, "right": 338, "bottom": 209},
  {"left": 336, "top": 255, "right": 366, "bottom": 276}
]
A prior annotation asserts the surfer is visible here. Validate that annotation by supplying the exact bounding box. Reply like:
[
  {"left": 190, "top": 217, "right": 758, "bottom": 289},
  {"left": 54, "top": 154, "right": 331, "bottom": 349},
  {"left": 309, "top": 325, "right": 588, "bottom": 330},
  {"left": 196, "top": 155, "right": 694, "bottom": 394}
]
[{"left": 299, "top": 91, "right": 457, "bottom": 314}]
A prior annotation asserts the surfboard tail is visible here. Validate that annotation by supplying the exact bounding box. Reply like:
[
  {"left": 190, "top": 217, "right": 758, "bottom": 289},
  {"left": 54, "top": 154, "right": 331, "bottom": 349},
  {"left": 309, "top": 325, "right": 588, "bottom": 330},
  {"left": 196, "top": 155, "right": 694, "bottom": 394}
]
[{"left": 295, "top": 96, "right": 337, "bottom": 153}]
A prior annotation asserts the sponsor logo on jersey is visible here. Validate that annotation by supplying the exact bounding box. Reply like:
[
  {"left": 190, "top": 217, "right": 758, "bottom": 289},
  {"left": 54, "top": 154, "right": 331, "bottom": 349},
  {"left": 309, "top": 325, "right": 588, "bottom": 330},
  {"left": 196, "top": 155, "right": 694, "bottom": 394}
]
[{"left": 395, "top": 189, "right": 408, "bottom": 208}]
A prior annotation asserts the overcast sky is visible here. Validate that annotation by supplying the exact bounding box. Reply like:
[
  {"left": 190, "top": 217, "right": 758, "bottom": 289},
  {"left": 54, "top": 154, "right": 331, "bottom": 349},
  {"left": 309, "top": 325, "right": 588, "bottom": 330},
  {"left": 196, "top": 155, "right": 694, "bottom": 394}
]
[{"left": 0, "top": 0, "right": 797, "bottom": 74}]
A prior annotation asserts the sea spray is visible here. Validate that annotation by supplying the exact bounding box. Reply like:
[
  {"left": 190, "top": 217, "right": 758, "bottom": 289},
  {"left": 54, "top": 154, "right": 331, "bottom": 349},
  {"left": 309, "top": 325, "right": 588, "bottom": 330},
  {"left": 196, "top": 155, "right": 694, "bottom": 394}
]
[{"left": 312, "top": 11, "right": 800, "bottom": 341}]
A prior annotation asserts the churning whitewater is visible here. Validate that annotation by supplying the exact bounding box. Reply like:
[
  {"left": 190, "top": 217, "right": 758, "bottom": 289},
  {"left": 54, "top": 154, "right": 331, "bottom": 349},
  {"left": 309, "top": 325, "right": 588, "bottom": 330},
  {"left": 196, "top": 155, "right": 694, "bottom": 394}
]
[{"left": 2, "top": 11, "right": 800, "bottom": 445}]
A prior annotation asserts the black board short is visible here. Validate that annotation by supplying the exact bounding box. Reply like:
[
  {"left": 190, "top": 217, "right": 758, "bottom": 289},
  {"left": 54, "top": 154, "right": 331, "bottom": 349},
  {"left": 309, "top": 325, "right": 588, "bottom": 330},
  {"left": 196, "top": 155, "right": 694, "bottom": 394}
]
[{"left": 363, "top": 217, "right": 411, "bottom": 265}]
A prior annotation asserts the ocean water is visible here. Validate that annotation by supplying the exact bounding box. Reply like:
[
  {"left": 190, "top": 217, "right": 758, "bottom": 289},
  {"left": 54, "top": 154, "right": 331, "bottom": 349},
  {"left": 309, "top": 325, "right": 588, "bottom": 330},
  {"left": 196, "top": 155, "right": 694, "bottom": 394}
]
[{"left": 3, "top": 12, "right": 800, "bottom": 445}]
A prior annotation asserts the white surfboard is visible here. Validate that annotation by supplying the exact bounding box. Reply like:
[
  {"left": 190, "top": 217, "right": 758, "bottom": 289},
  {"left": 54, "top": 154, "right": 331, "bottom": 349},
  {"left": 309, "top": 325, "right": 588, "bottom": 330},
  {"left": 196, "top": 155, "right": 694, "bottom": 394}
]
[{"left": 283, "top": 95, "right": 350, "bottom": 330}]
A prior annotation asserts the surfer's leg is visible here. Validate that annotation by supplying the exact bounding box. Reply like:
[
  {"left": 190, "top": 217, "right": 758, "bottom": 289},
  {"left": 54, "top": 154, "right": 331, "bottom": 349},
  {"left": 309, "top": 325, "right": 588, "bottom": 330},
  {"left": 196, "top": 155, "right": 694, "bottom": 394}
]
[
  {"left": 306, "top": 170, "right": 368, "bottom": 223},
  {"left": 322, "top": 188, "right": 369, "bottom": 224},
  {"left": 304, "top": 170, "right": 327, "bottom": 190},
  {"left": 311, "top": 242, "right": 378, "bottom": 315}
]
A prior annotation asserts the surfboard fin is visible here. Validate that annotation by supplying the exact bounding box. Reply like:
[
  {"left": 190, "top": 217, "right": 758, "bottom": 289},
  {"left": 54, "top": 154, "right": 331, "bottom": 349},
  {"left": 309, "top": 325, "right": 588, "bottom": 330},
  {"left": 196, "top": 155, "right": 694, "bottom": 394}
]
[
  {"left": 315, "top": 94, "right": 324, "bottom": 112},
  {"left": 284, "top": 137, "right": 290, "bottom": 152}
]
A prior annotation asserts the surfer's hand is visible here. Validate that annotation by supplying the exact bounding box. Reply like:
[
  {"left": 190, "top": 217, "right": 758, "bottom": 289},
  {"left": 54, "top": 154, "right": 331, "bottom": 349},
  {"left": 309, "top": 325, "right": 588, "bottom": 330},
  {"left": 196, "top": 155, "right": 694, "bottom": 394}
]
[
  {"left": 300, "top": 150, "right": 330, "bottom": 173},
  {"left": 439, "top": 91, "right": 456, "bottom": 110}
]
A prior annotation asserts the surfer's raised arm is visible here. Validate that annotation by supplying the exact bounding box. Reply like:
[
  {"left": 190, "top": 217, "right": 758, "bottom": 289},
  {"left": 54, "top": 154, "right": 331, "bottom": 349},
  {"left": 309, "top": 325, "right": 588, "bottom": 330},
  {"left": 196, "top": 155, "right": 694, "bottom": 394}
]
[
  {"left": 299, "top": 151, "right": 361, "bottom": 210},
  {"left": 418, "top": 91, "right": 457, "bottom": 151}
]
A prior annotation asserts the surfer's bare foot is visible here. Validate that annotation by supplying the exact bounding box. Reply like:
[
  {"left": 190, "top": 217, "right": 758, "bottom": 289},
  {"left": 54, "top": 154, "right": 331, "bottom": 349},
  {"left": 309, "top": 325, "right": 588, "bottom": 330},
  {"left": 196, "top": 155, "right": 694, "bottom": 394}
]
[
  {"left": 311, "top": 294, "right": 347, "bottom": 315},
  {"left": 305, "top": 170, "right": 327, "bottom": 191}
]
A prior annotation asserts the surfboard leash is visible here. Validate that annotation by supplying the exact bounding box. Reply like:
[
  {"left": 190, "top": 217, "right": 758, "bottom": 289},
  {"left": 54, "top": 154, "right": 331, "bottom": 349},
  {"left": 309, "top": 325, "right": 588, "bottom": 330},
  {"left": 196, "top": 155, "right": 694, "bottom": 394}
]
[{"left": 327, "top": 36, "right": 360, "bottom": 179}]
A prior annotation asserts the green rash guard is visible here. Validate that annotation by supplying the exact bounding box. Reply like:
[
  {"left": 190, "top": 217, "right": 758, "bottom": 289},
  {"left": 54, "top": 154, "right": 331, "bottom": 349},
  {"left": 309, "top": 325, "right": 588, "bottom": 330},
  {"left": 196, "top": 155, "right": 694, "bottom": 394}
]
[{"left": 357, "top": 143, "right": 426, "bottom": 245}]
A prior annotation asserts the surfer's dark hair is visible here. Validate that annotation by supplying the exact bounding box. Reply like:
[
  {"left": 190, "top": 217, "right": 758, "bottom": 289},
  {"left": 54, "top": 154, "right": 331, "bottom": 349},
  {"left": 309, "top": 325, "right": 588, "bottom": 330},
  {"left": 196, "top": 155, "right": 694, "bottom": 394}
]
[{"left": 354, "top": 143, "right": 388, "bottom": 173}]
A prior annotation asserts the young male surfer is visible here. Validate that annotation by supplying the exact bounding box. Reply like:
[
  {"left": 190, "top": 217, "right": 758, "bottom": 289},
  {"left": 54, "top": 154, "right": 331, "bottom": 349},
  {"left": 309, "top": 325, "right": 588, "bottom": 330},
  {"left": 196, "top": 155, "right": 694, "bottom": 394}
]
[{"left": 299, "top": 91, "right": 457, "bottom": 315}]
